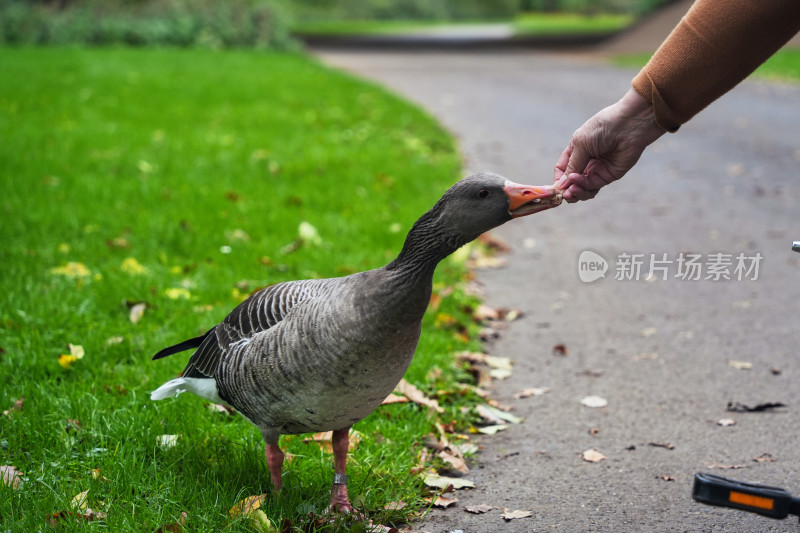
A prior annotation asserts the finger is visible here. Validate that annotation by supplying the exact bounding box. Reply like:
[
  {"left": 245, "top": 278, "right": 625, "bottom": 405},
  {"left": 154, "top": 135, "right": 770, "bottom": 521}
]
[{"left": 564, "top": 139, "right": 592, "bottom": 177}]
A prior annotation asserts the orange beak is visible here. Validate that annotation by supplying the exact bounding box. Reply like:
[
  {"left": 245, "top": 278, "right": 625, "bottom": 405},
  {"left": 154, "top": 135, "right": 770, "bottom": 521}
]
[{"left": 503, "top": 181, "right": 563, "bottom": 218}]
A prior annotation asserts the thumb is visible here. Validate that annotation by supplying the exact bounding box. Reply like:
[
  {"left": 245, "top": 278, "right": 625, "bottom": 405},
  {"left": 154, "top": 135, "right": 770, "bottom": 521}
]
[{"left": 564, "top": 139, "right": 591, "bottom": 177}]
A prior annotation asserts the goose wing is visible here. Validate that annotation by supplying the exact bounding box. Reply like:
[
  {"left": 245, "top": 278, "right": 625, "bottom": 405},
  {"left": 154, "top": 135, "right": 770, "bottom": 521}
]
[{"left": 155, "top": 279, "right": 330, "bottom": 379}]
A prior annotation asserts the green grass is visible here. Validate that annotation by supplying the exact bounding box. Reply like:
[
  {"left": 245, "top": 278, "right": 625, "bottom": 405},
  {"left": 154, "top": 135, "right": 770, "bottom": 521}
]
[
  {"left": 0, "top": 47, "right": 488, "bottom": 531},
  {"left": 512, "top": 12, "right": 633, "bottom": 36},
  {"left": 291, "top": 12, "right": 634, "bottom": 38},
  {"left": 613, "top": 47, "right": 800, "bottom": 82}
]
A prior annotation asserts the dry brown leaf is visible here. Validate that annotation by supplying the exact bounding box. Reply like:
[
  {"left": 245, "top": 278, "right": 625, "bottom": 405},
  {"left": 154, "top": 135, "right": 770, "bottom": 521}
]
[
  {"left": 581, "top": 449, "right": 606, "bottom": 463},
  {"left": 513, "top": 387, "right": 549, "bottom": 399},
  {"left": 501, "top": 509, "right": 532, "bottom": 521},
  {"left": 129, "top": 302, "right": 146, "bottom": 324},
  {"left": 457, "top": 351, "right": 487, "bottom": 364},
  {"left": 473, "top": 304, "right": 499, "bottom": 322},
  {"left": 46, "top": 509, "right": 106, "bottom": 527},
  {"left": 381, "top": 393, "right": 409, "bottom": 405},
  {"left": 552, "top": 343, "right": 568, "bottom": 356},
  {"left": 425, "top": 495, "right": 458, "bottom": 508},
  {"left": 658, "top": 475, "right": 676, "bottom": 482},
  {"left": 438, "top": 450, "right": 469, "bottom": 475},
  {"left": 753, "top": 453, "right": 775, "bottom": 463},
  {"left": 648, "top": 442, "right": 675, "bottom": 450},
  {"left": 395, "top": 379, "right": 443, "bottom": 413},
  {"left": 475, "top": 405, "right": 522, "bottom": 425},
  {"left": 464, "top": 504, "right": 493, "bottom": 514},
  {"left": 383, "top": 500, "right": 407, "bottom": 511},
  {"left": 1, "top": 465, "right": 23, "bottom": 489},
  {"left": 588, "top": 427, "right": 600, "bottom": 436},
  {"left": 466, "top": 251, "right": 507, "bottom": 269}
]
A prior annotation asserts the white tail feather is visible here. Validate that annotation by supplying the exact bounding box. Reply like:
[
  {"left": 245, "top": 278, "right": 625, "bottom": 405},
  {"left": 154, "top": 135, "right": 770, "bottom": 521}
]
[{"left": 150, "top": 377, "right": 222, "bottom": 403}]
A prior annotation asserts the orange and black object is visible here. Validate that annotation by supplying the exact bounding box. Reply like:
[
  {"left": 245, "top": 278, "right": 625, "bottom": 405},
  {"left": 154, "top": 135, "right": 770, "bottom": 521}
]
[{"left": 693, "top": 472, "right": 800, "bottom": 520}]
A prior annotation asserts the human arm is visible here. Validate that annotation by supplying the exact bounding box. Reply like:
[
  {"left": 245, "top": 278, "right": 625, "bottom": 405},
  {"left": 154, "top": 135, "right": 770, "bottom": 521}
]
[{"left": 556, "top": 0, "right": 800, "bottom": 202}]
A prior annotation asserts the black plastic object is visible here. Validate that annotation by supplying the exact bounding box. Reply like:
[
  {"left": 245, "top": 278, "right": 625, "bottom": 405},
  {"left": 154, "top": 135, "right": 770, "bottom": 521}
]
[{"left": 693, "top": 472, "right": 800, "bottom": 519}]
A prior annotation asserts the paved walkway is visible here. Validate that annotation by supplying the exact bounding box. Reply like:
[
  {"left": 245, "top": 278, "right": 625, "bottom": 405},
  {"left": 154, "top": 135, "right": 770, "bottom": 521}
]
[{"left": 315, "top": 49, "right": 800, "bottom": 532}]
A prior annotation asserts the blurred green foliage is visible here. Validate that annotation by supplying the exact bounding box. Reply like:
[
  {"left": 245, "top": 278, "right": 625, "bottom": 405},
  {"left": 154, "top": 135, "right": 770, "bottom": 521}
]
[{"left": 0, "top": 0, "right": 295, "bottom": 48}]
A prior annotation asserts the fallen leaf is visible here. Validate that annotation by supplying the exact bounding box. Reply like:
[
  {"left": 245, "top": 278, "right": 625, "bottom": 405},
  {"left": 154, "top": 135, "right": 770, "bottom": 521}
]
[
  {"left": 473, "top": 304, "right": 499, "bottom": 322},
  {"left": 753, "top": 453, "right": 775, "bottom": 463},
  {"left": 501, "top": 509, "right": 532, "bottom": 521},
  {"left": 466, "top": 252, "right": 507, "bottom": 269},
  {"left": 580, "top": 396, "right": 608, "bottom": 408},
  {"left": 581, "top": 449, "right": 606, "bottom": 463},
  {"left": 1, "top": 465, "right": 23, "bottom": 489},
  {"left": 648, "top": 442, "right": 675, "bottom": 450},
  {"left": 121, "top": 257, "right": 147, "bottom": 276},
  {"left": 425, "top": 494, "right": 458, "bottom": 508},
  {"left": 298, "top": 221, "right": 322, "bottom": 246},
  {"left": 484, "top": 356, "right": 512, "bottom": 371},
  {"left": 157, "top": 435, "right": 179, "bottom": 449},
  {"left": 704, "top": 463, "right": 748, "bottom": 470},
  {"left": 465, "top": 504, "right": 493, "bottom": 514},
  {"left": 422, "top": 474, "right": 475, "bottom": 490},
  {"left": 230, "top": 494, "right": 267, "bottom": 518},
  {"left": 381, "top": 393, "right": 409, "bottom": 405},
  {"left": 125, "top": 301, "right": 146, "bottom": 324},
  {"left": 438, "top": 450, "right": 469, "bottom": 475},
  {"left": 728, "top": 360, "right": 753, "bottom": 370},
  {"left": 164, "top": 288, "right": 191, "bottom": 300},
  {"left": 3, "top": 396, "right": 24, "bottom": 416},
  {"left": 717, "top": 418, "right": 736, "bottom": 427},
  {"left": 383, "top": 500, "right": 407, "bottom": 511},
  {"left": 658, "top": 475, "right": 676, "bottom": 482},
  {"left": 46, "top": 509, "right": 106, "bottom": 527},
  {"left": 475, "top": 424, "right": 506, "bottom": 435},
  {"left": 58, "top": 354, "right": 78, "bottom": 369},
  {"left": 65, "top": 419, "right": 83, "bottom": 433},
  {"left": 726, "top": 401, "right": 786, "bottom": 413},
  {"left": 640, "top": 327, "right": 658, "bottom": 337},
  {"left": 513, "top": 388, "right": 549, "bottom": 399},
  {"left": 50, "top": 262, "right": 92, "bottom": 279},
  {"left": 488, "top": 367, "right": 512, "bottom": 380},
  {"left": 71, "top": 489, "right": 89, "bottom": 510},
  {"left": 106, "top": 336, "right": 124, "bottom": 345},
  {"left": 475, "top": 404, "right": 522, "bottom": 425},
  {"left": 589, "top": 427, "right": 600, "bottom": 436},
  {"left": 457, "top": 351, "right": 487, "bottom": 364},
  {"left": 68, "top": 344, "right": 84, "bottom": 359},
  {"left": 395, "top": 379, "right": 443, "bottom": 413},
  {"left": 90, "top": 468, "right": 110, "bottom": 482},
  {"left": 552, "top": 344, "right": 568, "bottom": 356}
]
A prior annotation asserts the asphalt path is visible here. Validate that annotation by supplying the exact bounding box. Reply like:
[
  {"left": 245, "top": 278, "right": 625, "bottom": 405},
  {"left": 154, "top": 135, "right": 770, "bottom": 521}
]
[{"left": 315, "top": 49, "right": 800, "bottom": 532}]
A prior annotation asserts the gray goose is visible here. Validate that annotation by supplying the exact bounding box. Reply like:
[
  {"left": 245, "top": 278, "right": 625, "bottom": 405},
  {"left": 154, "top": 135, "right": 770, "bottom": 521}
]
[{"left": 151, "top": 173, "right": 561, "bottom": 513}]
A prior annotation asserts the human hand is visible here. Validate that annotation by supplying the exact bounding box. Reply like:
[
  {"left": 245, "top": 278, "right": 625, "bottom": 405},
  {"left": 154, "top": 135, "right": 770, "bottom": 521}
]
[{"left": 554, "top": 88, "right": 666, "bottom": 202}]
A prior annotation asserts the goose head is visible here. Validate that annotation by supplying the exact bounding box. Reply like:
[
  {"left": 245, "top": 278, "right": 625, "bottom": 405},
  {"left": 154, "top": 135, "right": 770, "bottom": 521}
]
[{"left": 433, "top": 172, "right": 562, "bottom": 243}]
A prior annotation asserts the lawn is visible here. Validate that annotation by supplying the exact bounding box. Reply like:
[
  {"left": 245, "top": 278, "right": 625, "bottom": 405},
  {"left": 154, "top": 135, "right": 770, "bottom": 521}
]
[
  {"left": 291, "top": 12, "right": 634, "bottom": 38},
  {"left": 0, "top": 47, "right": 488, "bottom": 531},
  {"left": 613, "top": 47, "right": 800, "bottom": 82}
]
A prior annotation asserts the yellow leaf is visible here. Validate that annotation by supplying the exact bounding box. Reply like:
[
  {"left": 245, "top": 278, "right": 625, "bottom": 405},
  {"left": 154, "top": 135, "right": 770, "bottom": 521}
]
[
  {"left": 229, "top": 494, "right": 267, "bottom": 518},
  {"left": 71, "top": 489, "right": 89, "bottom": 510},
  {"left": 164, "top": 288, "right": 191, "bottom": 300},
  {"left": 50, "top": 262, "right": 91, "bottom": 279},
  {"left": 58, "top": 355, "right": 78, "bottom": 369},
  {"left": 121, "top": 257, "right": 147, "bottom": 276}
]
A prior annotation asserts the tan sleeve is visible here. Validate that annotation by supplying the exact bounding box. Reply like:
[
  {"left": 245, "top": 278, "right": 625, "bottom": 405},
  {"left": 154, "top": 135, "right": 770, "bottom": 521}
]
[{"left": 632, "top": 0, "right": 800, "bottom": 132}]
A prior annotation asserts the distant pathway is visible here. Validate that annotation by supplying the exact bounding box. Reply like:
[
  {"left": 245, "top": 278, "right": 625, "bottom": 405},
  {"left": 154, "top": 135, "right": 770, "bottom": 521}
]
[{"left": 315, "top": 48, "right": 800, "bottom": 532}]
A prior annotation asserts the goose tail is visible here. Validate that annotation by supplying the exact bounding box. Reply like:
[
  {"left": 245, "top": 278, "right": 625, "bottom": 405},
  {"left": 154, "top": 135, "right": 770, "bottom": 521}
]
[
  {"left": 150, "top": 376, "right": 223, "bottom": 402},
  {"left": 152, "top": 328, "right": 214, "bottom": 360}
]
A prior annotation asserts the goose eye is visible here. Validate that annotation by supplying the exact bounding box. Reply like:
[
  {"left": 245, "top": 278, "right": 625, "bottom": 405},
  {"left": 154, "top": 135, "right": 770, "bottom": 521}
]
[{"left": 477, "top": 189, "right": 490, "bottom": 199}]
